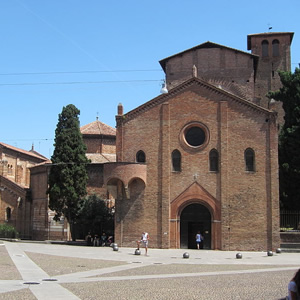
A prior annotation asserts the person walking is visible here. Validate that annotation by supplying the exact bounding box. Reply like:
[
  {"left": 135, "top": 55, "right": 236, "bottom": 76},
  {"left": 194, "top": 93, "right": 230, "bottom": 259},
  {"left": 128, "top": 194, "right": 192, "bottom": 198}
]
[
  {"left": 136, "top": 232, "right": 149, "bottom": 255},
  {"left": 195, "top": 231, "right": 203, "bottom": 249}
]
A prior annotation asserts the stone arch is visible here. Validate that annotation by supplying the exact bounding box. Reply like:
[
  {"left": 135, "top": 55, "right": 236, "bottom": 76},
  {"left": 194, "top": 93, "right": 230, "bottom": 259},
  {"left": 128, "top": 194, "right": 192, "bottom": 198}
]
[
  {"left": 170, "top": 182, "right": 221, "bottom": 249},
  {"left": 179, "top": 202, "right": 212, "bottom": 249},
  {"left": 128, "top": 177, "right": 146, "bottom": 200},
  {"left": 106, "top": 177, "right": 126, "bottom": 201},
  {"left": 108, "top": 176, "right": 146, "bottom": 247}
]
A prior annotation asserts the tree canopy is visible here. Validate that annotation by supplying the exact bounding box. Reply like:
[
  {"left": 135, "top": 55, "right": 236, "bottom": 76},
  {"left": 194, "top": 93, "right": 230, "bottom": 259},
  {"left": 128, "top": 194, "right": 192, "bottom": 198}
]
[
  {"left": 77, "top": 194, "right": 114, "bottom": 237},
  {"left": 268, "top": 68, "right": 300, "bottom": 209},
  {"left": 48, "top": 104, "right": 90, "bottom": 239}
]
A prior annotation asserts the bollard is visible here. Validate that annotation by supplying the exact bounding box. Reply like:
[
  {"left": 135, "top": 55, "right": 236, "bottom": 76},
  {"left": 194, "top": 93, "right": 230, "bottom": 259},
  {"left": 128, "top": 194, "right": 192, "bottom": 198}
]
[
  {"left": 276, "top": 248, "right": 282, "bottom": 254},
  {"left": 236, "top": 253, "right": 242, "bottom": 259},
  {"left": 267, "top": 250, "right": 273, "bottom": 256},
  {"left": 135, "top": 249, "right": 141, "bottom": 255},
  {"left": 183, "top": 252, "right": 189, "bottom": 259}
]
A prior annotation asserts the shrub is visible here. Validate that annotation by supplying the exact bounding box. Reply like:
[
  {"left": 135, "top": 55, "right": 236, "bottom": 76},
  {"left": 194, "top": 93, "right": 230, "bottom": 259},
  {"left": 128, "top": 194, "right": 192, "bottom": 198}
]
[{"left": 0, "top": 224, "right": 18, "bottom": 238}]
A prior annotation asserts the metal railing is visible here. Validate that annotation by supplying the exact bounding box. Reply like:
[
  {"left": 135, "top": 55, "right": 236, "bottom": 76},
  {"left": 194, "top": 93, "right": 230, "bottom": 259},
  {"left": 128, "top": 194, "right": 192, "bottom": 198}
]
[{"left": 280, "top": 210, "right": 300, "bottom": 231}]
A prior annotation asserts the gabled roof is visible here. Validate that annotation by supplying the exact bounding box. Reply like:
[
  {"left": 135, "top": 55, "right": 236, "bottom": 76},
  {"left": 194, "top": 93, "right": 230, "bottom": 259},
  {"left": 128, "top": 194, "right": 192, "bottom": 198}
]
[
  {"left": 159, "top": 41, "right": 258, "bottom": 72},
  {"left": 0, "top": 175, "right": 29, "bottom": 192},
  {"left": 122, "top": 77, "right": 275, "bottom": 123},
  {"left": 80, "top": 119, "right": 116, "bottom": 136},
  {"left": 0, "top": 142, "right": 48, "bottom": 161}
]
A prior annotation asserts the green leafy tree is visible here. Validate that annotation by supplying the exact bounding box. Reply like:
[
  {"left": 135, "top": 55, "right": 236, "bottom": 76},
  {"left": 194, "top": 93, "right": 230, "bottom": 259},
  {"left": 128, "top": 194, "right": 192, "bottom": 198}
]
[
  {"left": 77, "top": 194, "right": 114, "bottom": 237},
  {"left": 268, "top": 68, "right": 300, "bottom": 209},
  {"left": 48, "top": 104, "right": 90, "bottom": 240}
]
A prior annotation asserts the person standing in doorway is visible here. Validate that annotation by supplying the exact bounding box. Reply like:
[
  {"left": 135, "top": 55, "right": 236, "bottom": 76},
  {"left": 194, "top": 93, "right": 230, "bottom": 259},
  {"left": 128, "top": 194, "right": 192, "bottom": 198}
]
[{"left": 195, "top": 231, "right": 203, "bottom": 249}]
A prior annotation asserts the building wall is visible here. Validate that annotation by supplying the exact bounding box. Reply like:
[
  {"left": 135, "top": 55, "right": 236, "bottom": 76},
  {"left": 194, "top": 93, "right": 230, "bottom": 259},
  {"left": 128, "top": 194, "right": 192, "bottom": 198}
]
[
  {"left": 0, "top": 145, "right": 47, "bottom": 238},
  {"left": 30, "top": 164, "right": 50, "bottom": 240},
  {"left": 0, "top": 176, "right": 32, "bottom": 239},
  {"left": 30, "top": 163, "right": 109, "bottom": 240},
  {"left": 0, "top": 151, "right": 38, "bottom": 187},
  {"left": 115, "top": 80, "right": 280, "bottom": 251},
  {"left": 163, "top": 46, "right": 256, "bottom": 101},
  {"left": 248, "top": 33, "right": 292, "bottom": 107},
  {"left": 248, "top": 32, "right": 293, "bottom": 124},
  {"left": 84, "top": 135, "right": 116, "bottom": 154},
  {"left": 87, "top": 164, "right": 106, "bottom": 196}
]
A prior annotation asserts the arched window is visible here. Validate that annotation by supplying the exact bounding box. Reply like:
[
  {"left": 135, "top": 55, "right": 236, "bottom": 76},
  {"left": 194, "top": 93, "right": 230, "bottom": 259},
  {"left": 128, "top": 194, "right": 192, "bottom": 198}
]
[
  {"left": 136, "top": 150, "right": 146, "bottom": 163},
  {"left": 6, "top": 207, "right": 11, "bottom": 220},
  {"left": 209, "top": 149, "right": 219, "bottom": 172},
  {"left": 262, "top": 40, "right": 269, "bottom": 57},
  {"left": 272, "top": 39, "right": 280, "bottom": 57},
  {"left": 172, "top": 149, "right": 181, "bottom": 172},
  {"left": 245, "top": 148, "right": 255, "bottom": 172}
]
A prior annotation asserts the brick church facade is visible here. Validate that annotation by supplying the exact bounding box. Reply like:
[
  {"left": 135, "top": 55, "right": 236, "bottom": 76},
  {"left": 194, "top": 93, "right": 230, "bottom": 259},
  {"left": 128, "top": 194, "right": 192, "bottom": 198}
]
[
  {"left": 110, "top": 31, "right": 293, "bottom": 251},
  {"left": 0, "top": 31, "right": 294, "bottom": 251}
]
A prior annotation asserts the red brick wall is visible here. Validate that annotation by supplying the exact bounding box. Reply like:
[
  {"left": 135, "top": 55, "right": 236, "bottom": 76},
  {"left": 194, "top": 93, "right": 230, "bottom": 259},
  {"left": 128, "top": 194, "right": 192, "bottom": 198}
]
[
  {"left": 248, "top": 33, "right": 292, "bottom": 108},
  {"left": 115, "top": 80, "right": 280, "bottom": 251},
  {"left": 84, "top": 136, "right": 116, "bottom": 154},
  {"left": 164, "top": 47, "right": 256, "bottom": 101}
]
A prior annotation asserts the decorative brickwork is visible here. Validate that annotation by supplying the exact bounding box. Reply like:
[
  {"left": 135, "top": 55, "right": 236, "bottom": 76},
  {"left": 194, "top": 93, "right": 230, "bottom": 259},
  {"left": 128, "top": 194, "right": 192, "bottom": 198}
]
[{"left": 114, "top": 76, "right": 280, "bottom": 251}]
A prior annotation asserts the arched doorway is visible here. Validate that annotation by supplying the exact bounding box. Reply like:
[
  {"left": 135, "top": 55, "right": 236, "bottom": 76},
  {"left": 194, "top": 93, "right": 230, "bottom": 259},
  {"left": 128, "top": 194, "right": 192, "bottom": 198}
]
[{"left": 180, "top": 203, "right": 211, "bottom": 249}]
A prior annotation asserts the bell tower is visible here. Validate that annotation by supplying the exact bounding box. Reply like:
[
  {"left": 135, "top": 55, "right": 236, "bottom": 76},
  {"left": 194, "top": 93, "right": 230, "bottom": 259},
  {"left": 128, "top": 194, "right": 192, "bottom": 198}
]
[{"left": 247, "top": 32, "right": 294, "bottom": 108}]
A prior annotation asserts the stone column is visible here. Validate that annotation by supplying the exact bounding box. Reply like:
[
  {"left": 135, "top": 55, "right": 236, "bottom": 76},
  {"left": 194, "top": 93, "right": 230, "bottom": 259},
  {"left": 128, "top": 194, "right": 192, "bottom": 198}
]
[
  {"left": 159, "top": 102, "right": 170, "bottom": 248},
  {"left": 219, "top": 101, "right": 229, "bottom": 250}
]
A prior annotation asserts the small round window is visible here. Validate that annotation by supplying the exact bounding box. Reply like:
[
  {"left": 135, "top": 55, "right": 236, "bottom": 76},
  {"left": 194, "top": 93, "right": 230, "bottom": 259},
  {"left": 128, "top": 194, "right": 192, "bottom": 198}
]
[
  {"left": 185, "top": 126, "right": 206, "bottom": 146},
  {"left": 180, "top": 122, "right": 209, "bottom": 152}
]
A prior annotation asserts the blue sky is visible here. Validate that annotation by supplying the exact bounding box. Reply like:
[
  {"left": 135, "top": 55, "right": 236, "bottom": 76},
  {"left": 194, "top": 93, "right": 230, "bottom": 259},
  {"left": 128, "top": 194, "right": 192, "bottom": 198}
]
[{"left": 1, "top": 0, "right": 299, "bottom": 158}]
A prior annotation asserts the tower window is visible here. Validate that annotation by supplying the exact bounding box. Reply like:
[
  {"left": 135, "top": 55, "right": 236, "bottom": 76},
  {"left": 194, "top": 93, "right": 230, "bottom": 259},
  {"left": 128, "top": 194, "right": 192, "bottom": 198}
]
[
  {"left": 136, "top": 150, "right": 146, "bottom": 163},
  {"left": 172, "top": 149, "right": 181, "bottom": 172},
  {"left": 245, "top": 148, "right": 255, "bottom": 172},
  {"left": 272, "top": 39, "right": 280, "bottom": 57},
  {"left": 262, "top": 40, "right": 269, "bottom": 57},
  {"left": 209, "top": 149, "right": 219, "bottom": 172}
]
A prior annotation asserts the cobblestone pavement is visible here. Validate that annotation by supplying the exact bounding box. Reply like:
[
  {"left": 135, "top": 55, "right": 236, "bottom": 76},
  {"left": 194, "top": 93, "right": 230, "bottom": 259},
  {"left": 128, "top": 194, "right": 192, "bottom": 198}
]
[{"left": 0, "top": 241, "right": 298, "bottom": 299}]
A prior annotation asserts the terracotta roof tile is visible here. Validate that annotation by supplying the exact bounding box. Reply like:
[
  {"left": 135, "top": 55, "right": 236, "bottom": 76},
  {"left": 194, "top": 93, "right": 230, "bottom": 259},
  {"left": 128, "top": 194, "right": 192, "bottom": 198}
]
[
  {"left": 0, "top": 142, "right": 48, "bottom": 161},
  {"left": 80, "top": 120, "right": 116, "bottom": 136}
]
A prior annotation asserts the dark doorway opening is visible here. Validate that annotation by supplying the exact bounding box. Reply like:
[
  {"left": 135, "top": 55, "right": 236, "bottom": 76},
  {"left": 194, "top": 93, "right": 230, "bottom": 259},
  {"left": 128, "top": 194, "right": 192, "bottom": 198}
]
[{"left": 180, "top": 203, "right": 211, "bottom": 249}]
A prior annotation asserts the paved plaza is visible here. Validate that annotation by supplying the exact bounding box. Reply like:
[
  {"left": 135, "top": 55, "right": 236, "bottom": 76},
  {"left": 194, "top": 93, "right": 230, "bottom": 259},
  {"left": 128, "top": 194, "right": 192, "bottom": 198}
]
[{"left": 0, "top": 241, "right": 299, "bottom": 299}]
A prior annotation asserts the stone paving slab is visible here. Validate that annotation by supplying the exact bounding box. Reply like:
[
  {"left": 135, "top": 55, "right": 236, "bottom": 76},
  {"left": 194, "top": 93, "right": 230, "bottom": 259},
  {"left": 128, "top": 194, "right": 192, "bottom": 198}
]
[
  {"left": 95, "top": 263, "right": 297, "bottom": 277},
  {"left": 0, "top": 241, "right": 299, "bottom": 300},
  {"left": 62, "top": 269, "right": 294, "bottom": 300},
  {"left": 0, "top": 287, "right": 36, "bottom": 300},
  {"left": 0, "top": 243, "right": 21, "bottom": 280},
  {"left": 25, "top": 252, "right": 126, "bottom": 276}
]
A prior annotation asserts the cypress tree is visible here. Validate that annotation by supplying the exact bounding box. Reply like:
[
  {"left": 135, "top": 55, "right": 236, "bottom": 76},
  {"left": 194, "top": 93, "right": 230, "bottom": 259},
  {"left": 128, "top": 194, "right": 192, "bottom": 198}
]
[{"left": 48, "top": 104, "right": 89, "bottom": 240}]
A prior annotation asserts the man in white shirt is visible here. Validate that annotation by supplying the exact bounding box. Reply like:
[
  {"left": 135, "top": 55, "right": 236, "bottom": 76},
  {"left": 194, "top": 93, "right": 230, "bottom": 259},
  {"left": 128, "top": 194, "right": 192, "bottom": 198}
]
[{"left": 136, "top": 232, "right": 149, "bottom": 255}]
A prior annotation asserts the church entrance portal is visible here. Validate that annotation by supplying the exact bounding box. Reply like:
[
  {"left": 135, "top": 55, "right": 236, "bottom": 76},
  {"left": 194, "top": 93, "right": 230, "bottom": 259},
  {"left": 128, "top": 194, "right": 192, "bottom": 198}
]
[{"left": 180, "top": 203, "right": 211, "bottom": 249}]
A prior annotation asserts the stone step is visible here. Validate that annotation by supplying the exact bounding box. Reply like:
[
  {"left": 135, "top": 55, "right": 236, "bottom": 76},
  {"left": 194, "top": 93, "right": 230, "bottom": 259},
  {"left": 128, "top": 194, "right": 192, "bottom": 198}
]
[
  {"left": 281, "top": 242, "right": 300, "bottom": 248},
  {"left": 280, "top": 248, "right": 300, "bottom": 253},
  {"left": 280, "top": 243, "right": 300, "bottom": 253}
]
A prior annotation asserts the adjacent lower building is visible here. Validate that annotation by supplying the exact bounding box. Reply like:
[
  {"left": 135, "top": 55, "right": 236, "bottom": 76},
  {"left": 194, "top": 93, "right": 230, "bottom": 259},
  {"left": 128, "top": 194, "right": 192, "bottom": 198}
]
[{"left": 0, "top": 143, "right": 48, "bottom": 239}]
